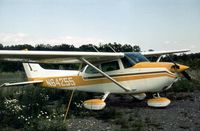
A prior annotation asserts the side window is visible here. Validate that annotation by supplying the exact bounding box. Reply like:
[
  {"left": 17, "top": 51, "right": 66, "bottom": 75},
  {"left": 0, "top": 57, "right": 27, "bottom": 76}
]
[
  {"left": 85, "top": 65, "right": 99, "bottom": 74},
  {"left": 40, "top": 63, "right": 80, "bottom": 70},
  {"left": 121, "top": 57, "right": 134, "bottom": 68},
  {"left": 101, "top": 61, "right": 120, "bottom": 72}
]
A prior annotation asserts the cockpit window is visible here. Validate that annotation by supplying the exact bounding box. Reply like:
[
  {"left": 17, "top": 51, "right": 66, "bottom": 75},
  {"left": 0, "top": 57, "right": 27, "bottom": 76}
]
[
  {"left": 121, "top": 56, "right": 134, "bottom": 68},
  {"left": 85, "top": 61, "right": 120, "bottom": 74},
  {"left": 121, "top": 53, "right": 148, "bottom": 69},
  {"left": 125, "top": 53, "right": 149, "bottom": 63}
]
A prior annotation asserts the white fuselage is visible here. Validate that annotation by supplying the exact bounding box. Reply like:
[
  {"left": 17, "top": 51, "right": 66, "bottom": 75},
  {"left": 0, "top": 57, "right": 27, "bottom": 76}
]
[
  {"left": 26, "top": 63, "right": 177, "bottom": 94},
  {"left": 74, "top": 67, "right": 177, "bottom": 93},
  {"left": 22, "top": 50, "right": 180, "bottom": 95}
]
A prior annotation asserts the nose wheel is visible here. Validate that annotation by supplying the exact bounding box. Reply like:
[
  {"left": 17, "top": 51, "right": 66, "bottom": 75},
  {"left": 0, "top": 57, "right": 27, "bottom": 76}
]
[{"left": 147, "top": 93, "right": 171, "bottom": 108}]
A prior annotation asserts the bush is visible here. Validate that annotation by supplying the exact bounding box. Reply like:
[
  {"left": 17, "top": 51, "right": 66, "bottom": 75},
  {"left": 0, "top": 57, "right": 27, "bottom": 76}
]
[{"left": 171, "top": 79, "right": 200, "bottom": 92}]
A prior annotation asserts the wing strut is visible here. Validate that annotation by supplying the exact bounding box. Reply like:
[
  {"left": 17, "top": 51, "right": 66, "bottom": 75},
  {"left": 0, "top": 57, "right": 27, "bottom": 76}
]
[
  {"left": 81, "top": 58, "right": 132, "bottom": 92},
  {"left": 0, "top": 80, "right": 43, "bottom": 87}
]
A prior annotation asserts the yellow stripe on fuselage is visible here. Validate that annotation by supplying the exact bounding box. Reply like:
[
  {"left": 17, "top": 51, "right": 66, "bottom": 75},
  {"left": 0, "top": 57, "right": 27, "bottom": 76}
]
[
  {"left": 29, "top": 71, "right": 176, "bottom": 89},
  {"left": 133, "top": 62, "right": 173, "bottom": 69}
]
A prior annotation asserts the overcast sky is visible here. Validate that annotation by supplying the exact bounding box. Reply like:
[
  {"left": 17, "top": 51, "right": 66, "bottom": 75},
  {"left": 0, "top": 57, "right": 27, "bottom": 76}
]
[{"left": 0, "top": 0, "right": 199, "bottom": 52}]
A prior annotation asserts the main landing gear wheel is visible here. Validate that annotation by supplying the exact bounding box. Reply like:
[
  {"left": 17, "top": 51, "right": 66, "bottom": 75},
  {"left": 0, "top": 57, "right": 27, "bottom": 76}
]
[
  {"left": 147, "top": 93, "right": 171, "bottom": 108},
  {"left": 83, "top": 92, "right": 110, "bottom": 110}
]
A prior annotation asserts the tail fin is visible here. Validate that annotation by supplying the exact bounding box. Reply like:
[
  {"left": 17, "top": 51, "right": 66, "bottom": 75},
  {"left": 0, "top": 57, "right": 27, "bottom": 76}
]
[
  {"left": 23, "top": 63, "right": 79, "bottom": 80},
  {"left": 22, "top": 63, "right": 44, "bottom": 79}
]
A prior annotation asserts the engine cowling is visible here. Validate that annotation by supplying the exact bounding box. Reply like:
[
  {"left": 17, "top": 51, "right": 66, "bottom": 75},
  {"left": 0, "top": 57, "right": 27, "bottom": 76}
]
[{"left": 83, "top": 99, "right": 106, "bottom": 110}]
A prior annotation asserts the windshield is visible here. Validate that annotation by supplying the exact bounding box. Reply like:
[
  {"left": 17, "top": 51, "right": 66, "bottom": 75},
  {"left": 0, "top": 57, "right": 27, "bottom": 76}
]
[{"left": 125, "top": 53, "right": 149, "bottom": 63}]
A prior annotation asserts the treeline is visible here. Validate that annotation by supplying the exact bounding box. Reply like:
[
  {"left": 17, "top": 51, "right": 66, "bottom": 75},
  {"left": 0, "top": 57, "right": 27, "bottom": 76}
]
[
  {"left": 0, "top": 43, "right": 141, "bottom": 52},
  {"left": 172, "top": 53, "right": 200, "bottom": 69},
  {"left": 0, "top": 43, "right": 200, "bottom": 72}
]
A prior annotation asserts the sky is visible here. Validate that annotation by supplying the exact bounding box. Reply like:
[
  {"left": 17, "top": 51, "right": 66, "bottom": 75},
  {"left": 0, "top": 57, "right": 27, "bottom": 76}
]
[{"left": 0, "top": 0, "right": 200, "bottom": 52}]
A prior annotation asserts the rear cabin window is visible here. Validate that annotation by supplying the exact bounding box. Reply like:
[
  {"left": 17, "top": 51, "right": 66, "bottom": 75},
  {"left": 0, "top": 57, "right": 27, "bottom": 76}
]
[
  {"left": 101, "top": 61, "right": 120, "bottom": 72},
  {"left": 40, "top": 64, "right": 80, "bottom": 70}
]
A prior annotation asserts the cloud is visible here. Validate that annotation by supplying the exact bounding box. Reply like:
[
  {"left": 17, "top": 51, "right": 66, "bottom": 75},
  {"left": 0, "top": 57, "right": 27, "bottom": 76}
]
[
  {"left": 0, "top": 33, "right": 105, "bottom": 47},
  {"left": 45, "top": 36, "right": 105, "bottom": 47},
  {"left": 0, "top": 33, "right": 29, "bottom": 43},
  {"left": 163, "top": 41, "right": 178, "bottom": 45}
]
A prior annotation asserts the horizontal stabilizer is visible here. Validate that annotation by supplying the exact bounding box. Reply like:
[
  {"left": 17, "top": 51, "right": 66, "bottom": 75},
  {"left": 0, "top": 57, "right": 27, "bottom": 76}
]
[{"left": 0, "top": 80, "right": 43, "bottom": 87}]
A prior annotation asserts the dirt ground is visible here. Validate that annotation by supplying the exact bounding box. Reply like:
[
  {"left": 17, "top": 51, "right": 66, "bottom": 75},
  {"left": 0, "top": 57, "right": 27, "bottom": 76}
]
[{"left": 66, "top": 91, "right": 200, "bottom": 131}]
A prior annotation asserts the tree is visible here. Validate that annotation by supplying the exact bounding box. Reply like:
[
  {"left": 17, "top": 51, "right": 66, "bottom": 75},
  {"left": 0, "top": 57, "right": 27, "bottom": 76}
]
[
  {"left": 52, "top": 44, "right": 75, "bottom": 51},
  {"left": 0, "top": 44, "right": 3, "bottom": 49},
  {"left": 148, "top": 49, "right": 154, "bottom": 52},
  {"left": 122, "top": 44, "right": 133, "bottom": 52},
  {"left": 79, "top": 44, "right": 97, "bottom": 52},
  {"left": 133, "top": 45, "right": 141, "bottom": 52}
]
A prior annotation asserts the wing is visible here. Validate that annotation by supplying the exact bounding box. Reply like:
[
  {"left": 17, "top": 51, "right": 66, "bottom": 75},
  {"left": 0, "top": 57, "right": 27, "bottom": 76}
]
[
  {"left": 141, "top": 49, "right": 190, "bottom": 56},
  {"left": 0, "top": 50, "right": 124, "bottom": 63}
]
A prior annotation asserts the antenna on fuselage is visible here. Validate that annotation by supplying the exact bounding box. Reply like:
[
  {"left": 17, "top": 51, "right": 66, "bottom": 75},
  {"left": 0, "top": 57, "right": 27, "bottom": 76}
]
[
  {"left": 108, "top": 44, "right": 117, "bottom": 53},
  {"left": 91, "top": 45, "right": 99, "bottom": 52}
]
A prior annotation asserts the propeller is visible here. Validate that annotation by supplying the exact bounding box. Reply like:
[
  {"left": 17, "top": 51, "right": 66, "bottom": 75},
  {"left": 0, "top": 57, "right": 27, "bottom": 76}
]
[
  {"left": 167, "top": 55, "right": 192, "bottom": 80},
  {"left": 167, "top": 55, "right": 180, "bottom": 69},
  {"left": 181, "top": 71, "right": 192, "bottom": 81}
]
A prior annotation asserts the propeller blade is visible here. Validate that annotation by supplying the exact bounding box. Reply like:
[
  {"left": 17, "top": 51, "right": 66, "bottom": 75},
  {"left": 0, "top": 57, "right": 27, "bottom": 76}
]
[
  {"left": 181, "top": 71, "right": 192, "bottom": 80},
  {"left": 167, "top": 55, "right": 180, "bottom": 69},
  {"left": 167, "top": 55, "right": 191, "bottom": 80}
]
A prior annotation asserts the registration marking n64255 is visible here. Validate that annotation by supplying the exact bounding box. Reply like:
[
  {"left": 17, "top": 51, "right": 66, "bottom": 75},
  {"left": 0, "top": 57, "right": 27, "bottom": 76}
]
[{"left": 45, "top": 77, "right": 76, "bottom": 87}]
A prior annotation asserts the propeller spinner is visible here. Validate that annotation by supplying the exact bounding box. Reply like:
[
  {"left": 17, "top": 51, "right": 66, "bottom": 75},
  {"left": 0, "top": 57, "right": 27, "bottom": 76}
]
[{"left": 170, "top": 61, "right": 191, "bottom": 80}]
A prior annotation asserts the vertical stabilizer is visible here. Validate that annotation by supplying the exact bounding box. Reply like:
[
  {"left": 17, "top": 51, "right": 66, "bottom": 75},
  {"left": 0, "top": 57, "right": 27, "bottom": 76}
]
[
  {"left": 22, "top": 63, "right": 44, "bottom": 79},
  {"left": 22, "top": 63, "right": 79, "bottom": 80}
]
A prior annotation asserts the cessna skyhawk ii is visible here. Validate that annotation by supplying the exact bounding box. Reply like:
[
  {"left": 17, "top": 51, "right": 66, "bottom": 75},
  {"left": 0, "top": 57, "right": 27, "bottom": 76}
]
[{"left": 0, "top": 49, "right": 191, "bottom": 110}]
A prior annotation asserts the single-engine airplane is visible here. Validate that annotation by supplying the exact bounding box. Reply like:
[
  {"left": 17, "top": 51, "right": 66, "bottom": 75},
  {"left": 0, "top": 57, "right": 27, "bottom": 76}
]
[{"left": 0, "top": 49, "right": 191, "bottom": 110}]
